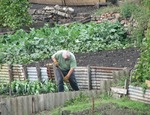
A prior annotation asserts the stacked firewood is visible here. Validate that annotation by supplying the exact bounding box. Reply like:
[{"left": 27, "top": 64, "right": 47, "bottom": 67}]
[{"left": 29, "top": 5, "right": 75, "bottom": 24}]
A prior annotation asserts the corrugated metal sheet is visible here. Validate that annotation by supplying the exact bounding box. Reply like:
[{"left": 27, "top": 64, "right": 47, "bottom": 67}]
[
  {"left": 27, "top": 67, "right": 49, "bottom": 81},
  {"left": 0, "top": 64, "right": 10, "bottom": 84},
  {"left": 12, "top": 65, "right": 25, "bottom": 81},
  {"left": 27, "top": 67, "right": 38, "bottom": 81},
  {"left": 128, "top": 85, "right": 150, "bottom": 104},
  {"left": 40, "top": 67, "right": 48, "bottom": 81},
  {"left": 0, "top": 64, "right": 129, "bottom": 90},
  {"left": 75, "top": 66, "right": 88, "bottom": 89}
]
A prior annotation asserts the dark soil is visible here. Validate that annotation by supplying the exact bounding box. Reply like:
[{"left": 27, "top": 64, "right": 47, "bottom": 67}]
[
  {"left": 75, "top": 47, "right": 140, "bottom": 68},
  {"left": 28, "top": 47, "right": 141, "bottom": 69}
]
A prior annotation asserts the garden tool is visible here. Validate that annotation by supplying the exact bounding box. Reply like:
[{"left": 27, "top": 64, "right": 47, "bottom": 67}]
[
  {"left": 54, "top": 65, "right": 71, "bottom": 91},
  {"left": 55, "top": 65, "right": 69, "bottom": 83}
]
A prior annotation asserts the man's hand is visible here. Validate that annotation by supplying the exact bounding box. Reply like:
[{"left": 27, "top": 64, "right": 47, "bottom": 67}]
[
  {"left": 54, "top": 61, "right": 59, "bottom": 66},
  {"left": 63, "top": 75, "right": 69, "bottom": 83}
]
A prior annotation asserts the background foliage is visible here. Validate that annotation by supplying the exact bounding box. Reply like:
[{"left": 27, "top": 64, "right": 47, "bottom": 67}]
[{"left": 0, "top": 0, "right": 32, "bottom": 29}]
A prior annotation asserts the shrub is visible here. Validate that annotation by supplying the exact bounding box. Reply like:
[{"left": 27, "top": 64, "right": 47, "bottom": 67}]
[
  {"left": 120, "top": 2, "right": 139, "bottom": 18},
  {"left": 0, "top": 0, "right": 32, "bottom": 30},
  {"left": 132, "top": 21, "right": 150, "bottom": 83}
]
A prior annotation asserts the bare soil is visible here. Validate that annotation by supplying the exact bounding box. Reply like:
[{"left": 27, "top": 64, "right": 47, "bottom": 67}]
[{"left": 28, "top": 47, "right": 140, "bottom": 69}]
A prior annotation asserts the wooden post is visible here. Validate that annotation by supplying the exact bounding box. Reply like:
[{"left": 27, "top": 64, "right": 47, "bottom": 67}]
[
  {"left": 87, "top": 65, "right": 91, "bottom": 90},
  {"left": 91, "top": 96, "right": 94, "bottom": 115},
  {"left": 8, "top": 64, "right": 13, "bottom": 82},
  {"left": 8, "top": 64, "right": 13, "bottom": 96},
  {"left": 45, "top": 63, "right": 53, "bottom": 80},
  {"left": 23, "top": 65, "right": 28, "bottom": 80},
  {"left": 100, "top": 80, "right": 106, "bottom": 92},
  {"left": 36, "top": 63, "right": 42, "bottom": 81},
  {"left": 52, "top": 63, "right": 57, "bottom": 83}
]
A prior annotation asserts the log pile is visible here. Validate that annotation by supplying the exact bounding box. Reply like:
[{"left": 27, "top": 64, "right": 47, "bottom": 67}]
[
  {"left": 29, "top": 5, "right": 93, "bottom": 25},
  {"left": 29, "top": 5, "right": 76, "bottom": 24}
]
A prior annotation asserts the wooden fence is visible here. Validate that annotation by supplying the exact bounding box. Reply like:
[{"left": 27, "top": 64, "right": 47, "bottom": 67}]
[
  {"left": 0, "top": 90, "right": 101, "bottom": 115},
  {"left": 0, "top": 64, "right": 130, "bottom": 90},
  {"left": 29, "top": 0, "right": 106, "bottom": 6}
]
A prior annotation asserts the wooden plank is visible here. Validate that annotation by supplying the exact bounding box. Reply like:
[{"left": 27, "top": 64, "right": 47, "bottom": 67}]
[
  {"left": 22, "top": 96, "right": 28, "bottom": 115},
  {"left": 65, "top": 0, "right": 99, "bottom": 5},
  {"left": 0, "top": 102, "right": 7, "bottom": 115},
  {"left": 49, "top": 93, "right": 55, "bottom": 110},
  {"left": 27, "top": 96, "right": 32, "bottom": 115},
  {"left": 38, "top": 94, "right": 45, "bottom": 111},
  {"left": 29, "top": 0, "right": 106, "bottom": 5},
  {"left": 10, "top": 98, "right": 17, "bottom": 115},
  {"left": 17, "top": 96, "right": 24, "bottom": 115},
  {"left": 111, "top": 87, "right": 127, "bottom": 94},
  {"left": 45, "top": 94, "right": 50, "bottom": 110},
  {"left": 29, "top": 0, "right": 62, "bottom": 5}
]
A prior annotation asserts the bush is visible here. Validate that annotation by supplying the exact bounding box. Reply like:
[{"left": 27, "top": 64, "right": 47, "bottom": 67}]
[
  {"left": 120, "top": 2, "right": 139, "bottom": 18},
  {"left": 132, "top": 21, "right": 150, "bottom": 83},
  {"left": 0, "top": 0, "right": 32, "bottom": 30}
]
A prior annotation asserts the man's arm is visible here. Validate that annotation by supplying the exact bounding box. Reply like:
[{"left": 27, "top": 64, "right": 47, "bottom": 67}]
[
  {"left": 63, "top": 68, "right": 74, "bottom": 82},
  {"left": 67, "top": 68, "right": 74, "bottom": 78},
  {"left": 51, "top": 54, "right": 59, "bottom": 66}
]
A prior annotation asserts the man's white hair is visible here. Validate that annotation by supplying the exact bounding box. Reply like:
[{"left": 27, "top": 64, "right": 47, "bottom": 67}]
[{"left": 62, "top": 50, "right": 70, "bottom": 58}]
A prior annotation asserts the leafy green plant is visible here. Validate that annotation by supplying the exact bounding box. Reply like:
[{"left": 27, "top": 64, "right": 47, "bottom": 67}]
[
  {"left": 131, "top": 21, "right": 150, "bottom": 84},
  {"left": 130, "top": 5, "right": 150, "bottom": 47},
  {"left": 0, "top": 22, "right": 130, "bottom": 64},
  {"left": 141, "top": 0, "right": 150, "bottom": 9},
  {"left": 0, "top": 0, "right": 32, "bottom": 29},
  {"left": 95, "top": 2, "right": 150, "bottom": 48},
  {"left": 120, "top": 2, "right": 139, "bottom": 18},
  {"left": 0, "top": 80, "right": 57, "bottom": 96},
  {"left": 0, "top": 84, "right": 9, "bottom": 94},
  {"left": 112, "top": 76, "right": 128, "bottom": 87}
]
